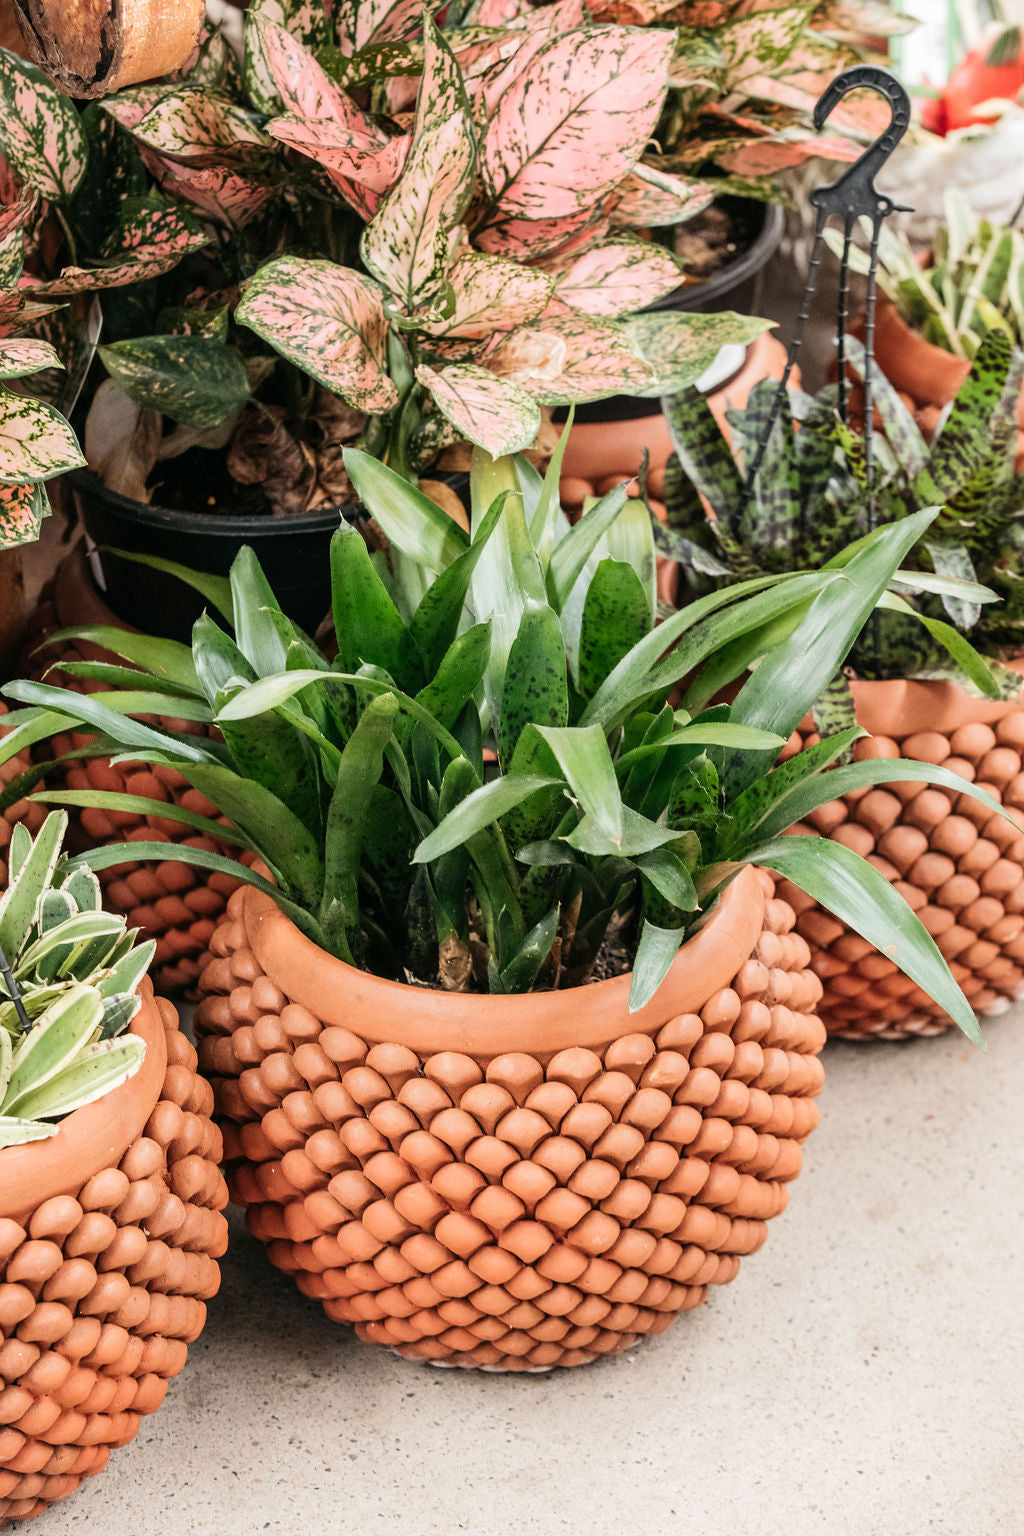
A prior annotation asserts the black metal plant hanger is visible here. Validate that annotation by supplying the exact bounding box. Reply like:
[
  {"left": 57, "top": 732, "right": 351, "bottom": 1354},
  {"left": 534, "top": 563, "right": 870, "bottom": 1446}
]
[{"left": 744, "top": 65, "right": 914, "bottom": 512}]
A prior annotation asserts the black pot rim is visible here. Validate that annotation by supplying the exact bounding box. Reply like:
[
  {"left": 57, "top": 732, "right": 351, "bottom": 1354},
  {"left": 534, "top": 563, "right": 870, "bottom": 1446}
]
[{"left": 67, "top": 464, "right": 353, "bottom": 537}]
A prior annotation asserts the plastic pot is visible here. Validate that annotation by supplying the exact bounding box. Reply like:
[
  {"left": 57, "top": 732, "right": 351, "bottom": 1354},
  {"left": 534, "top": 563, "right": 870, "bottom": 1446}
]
[{"left": 195, "top": 867, "right": 825, "bottom": 1371}]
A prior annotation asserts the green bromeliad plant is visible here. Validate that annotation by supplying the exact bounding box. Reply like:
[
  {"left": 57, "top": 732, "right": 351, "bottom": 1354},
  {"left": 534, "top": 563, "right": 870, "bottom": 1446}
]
[
  {"left": 657, "top": 328, "right": 1024, "bottom": 694},
  {"left": 0, "top": 447, "right": 1014, "bottom": 1042},
  {"left": 0, "top": 811, "right": 153, "bottom": 1149}
]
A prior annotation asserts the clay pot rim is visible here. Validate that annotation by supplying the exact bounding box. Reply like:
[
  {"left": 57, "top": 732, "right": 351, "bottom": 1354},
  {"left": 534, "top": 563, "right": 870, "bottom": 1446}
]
[
  {"left": 239, "top": 866, "right": 765, "bottom": 1057},
  {"left": 0, "top": 983, "right": 166, "bottom": 1223},
  {"left": 844, "top": 663, "right": 1024, "bottom": 737}
]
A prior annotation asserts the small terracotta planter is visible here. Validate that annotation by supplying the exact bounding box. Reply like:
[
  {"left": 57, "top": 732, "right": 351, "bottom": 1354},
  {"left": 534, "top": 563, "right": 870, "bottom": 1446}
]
[
  {"left": 195, "top": 867, "right": 826, "bottom": 1371},
  {"left": 27, "top": 545, "right": 244, "bottom": 995},
  {"left": 0, "top": 984, "right": 228, "bottom": 1523},
  {"left": 776, "top": 670, "right": 1024, "bottom": 1039}
]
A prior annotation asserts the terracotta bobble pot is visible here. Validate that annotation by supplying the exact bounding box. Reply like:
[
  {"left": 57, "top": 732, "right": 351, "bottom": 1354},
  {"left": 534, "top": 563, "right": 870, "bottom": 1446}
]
[
  {"left": 0, "top": 702, "right": 46, "bottom": 884},
  {"left": 0, "top": 984, "right": 228, "bottom": 1523},
  {"left": 195, "top": 868, "right": 826, "bottom": 1371},
  {"left": 26, "top": 546, "right": 246, "bottom": 996},
  {"left": 775, "top": 672, "right": 1024, "bottom": 1039}
]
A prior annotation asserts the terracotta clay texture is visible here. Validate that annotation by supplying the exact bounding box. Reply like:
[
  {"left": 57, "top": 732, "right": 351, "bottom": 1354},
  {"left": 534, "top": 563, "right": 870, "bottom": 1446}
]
[
  {"left": 0, "top": 984, "right": 228, "bottom": 1524},
  {"left": 0, "top": 701, "right": 45, "bottom": 887},
  {"left": 195, "top": 867, "right": 826, "bottom": 1371},
  {"left": 776, "top": 673, "right": 1024, "bottom": 1039},
  {"left": 27, "top": 546, "right": 244, "bottom": 995}
]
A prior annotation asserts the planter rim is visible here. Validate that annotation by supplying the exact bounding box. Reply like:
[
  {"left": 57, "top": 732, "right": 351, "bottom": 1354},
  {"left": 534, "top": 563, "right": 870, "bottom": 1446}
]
[
  {"left": 239, "top": 866, "right": 765, "bottom": 1058},
  {"left": 68, "top": 465, "right": 350, "bottom": 539},
  {"left": 0, "top": 983, "right": 167, "bottom": 1223},
  {"left": 846, "top": 662, "right": 1024, "bottom": 736}
]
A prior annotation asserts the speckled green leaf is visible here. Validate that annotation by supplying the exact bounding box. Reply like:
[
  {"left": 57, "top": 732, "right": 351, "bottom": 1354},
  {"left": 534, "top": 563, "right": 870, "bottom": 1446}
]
[
  {"left": 236, "top": 256, "right": 399, "bottom": 414},
  {"left": 0, "top": 392, "right": 84, "bottom": 482},
  {"left": 0, "top": 51, "right": 86, "bottom": 203},
  {"left": 98, "top": 337, "right": 250, "bottom": 430},
  {"left": 362, "top": 20, "right": 475, "bottom": 309},
  {"left": 416, "top": 364, "right": 540, "bottom": 457}
]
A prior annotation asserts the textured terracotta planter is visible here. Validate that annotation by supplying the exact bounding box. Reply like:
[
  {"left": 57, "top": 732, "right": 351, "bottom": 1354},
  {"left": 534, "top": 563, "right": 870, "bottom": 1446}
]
[
  {"left": 195, "top": 867, "right": 826, "bottom": 1371},
  {"left": 4, "top": 0, "right": 204, "bottom": 97},
  {"left": 776, "top": 670, "right": 1024, "bottom": 1039},
  {"left": 0, "top": 984, "right": 228, "bottom": 1523},
  {"left": 27, "top": 545, "right": 244, "bottom": 996}
]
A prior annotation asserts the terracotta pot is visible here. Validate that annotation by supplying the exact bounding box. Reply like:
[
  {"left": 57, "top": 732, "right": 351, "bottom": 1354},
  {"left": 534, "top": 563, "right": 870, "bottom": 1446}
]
[
  {"left": 5, "top": 0, "right": 204, "bottom": 97},
  {"left": 557, "top": 334, "right": 795, "bottom": 607},
  {"left": 195, "top": 867, "right": 826, "bottom": 1371},
  {"left": 0, "top": 983, "right": 228, "bottom": 1523},
  {"left": 775, "top": 668, "right": 1024, "bottom": 1039},
  {"left": 26, "top": 544, "right": 245, "bottom": 996}
]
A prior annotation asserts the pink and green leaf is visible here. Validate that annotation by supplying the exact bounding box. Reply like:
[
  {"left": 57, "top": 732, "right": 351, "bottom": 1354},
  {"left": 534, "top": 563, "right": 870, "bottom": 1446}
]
[
  {"left": 550, "top": 238, "right": 682, "bottom": 316},
  {"left": 236, "top": 255, "right": 399, "bottom": 413},
  {"left": 0, "top": 390, "right": 84, "bottom": 481},
  {"left": 479, "top": 29, "right": 674, "bottom": 222},
  {"left": 361, "top": 19, "right": 476, "bottom": 309},
  {"left": 0, "top": 52, "right": 87, "bottom": 204},
  {"left": 416, "top": 363, "right": 540, "bottom": 456}
]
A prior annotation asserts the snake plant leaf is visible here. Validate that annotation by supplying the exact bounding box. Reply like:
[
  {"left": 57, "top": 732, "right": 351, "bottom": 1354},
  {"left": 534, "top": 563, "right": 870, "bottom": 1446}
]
[
  {"left": 628, "top": 919, "right": 685, "bottom": 1013},
  {"left": 0, "top": 51, "right": 87, "bottom": 203},
  {"left": 746, "top": 835, "right": 982, "bottom": 1046},
  {"left": 0, "top": 809, "right": 68, "bottom": 961},
  {"left": 10, "top": 1034, "right": 147, "bottom": 1122},
  {"left": 362, "top": 19, "right": 475, "bottom": 310},
  {"left": 236, "top": 256, "right": 399, "bottom": 414},
  {"left": 4, "top": 984, "right": 104, "bottom": 1114},
  {"left": 417, "top": 365, "right": 539, "bottom": 458},
  {"left": 577, "top": 559, "right": 651, "bottom": 701}
]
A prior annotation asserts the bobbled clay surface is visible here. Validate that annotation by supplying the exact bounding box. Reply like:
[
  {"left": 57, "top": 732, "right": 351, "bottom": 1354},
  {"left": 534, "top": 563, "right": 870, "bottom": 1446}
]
[
  {"left": 26, "top": 545, "right": 245, "bottom": 995},
  {"left": 0, "top": 986, "right": 228, "bottom": 1524},
  {"left": 775, "top": 674, "right": 1024, "bottom": 1039},
  {"left": 195, "top": 868, "right": 826, "bottom": 1371}
]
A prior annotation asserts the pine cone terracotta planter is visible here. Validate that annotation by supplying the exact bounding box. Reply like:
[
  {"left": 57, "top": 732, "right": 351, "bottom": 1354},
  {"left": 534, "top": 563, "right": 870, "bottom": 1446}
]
[
  {"left": 27, "top": 546, "right": 243, "bottom": 995},
  {"left": 777, "top": 674, "right": 1024, "bottom": 1039},
  {"left": 0, "top": 986, "right": 228, "bottom": 1524},
  {"left": 196, "top": 867, "right": 826, "bottom": 1371}
]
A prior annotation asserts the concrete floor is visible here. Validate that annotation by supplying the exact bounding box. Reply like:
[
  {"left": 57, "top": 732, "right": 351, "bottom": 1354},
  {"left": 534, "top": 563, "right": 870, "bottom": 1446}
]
[{"left": 30, "top": 1012, "right": 1024, "bottom": 1536}]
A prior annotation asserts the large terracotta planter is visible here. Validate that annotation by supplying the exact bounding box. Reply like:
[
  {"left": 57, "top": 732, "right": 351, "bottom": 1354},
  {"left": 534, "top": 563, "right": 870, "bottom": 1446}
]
[
  {"left": 195, "top": 867, "right": 826, "bottom": 1371},
  {"left": 776, "top": 671, "right": 1024, "bottom": 1039},
  {"left": 0, "top": 984, "right": 228, "bottom": 1523},
  {"left": 27, "top": 545, "right": 244, "bottom": 995}
]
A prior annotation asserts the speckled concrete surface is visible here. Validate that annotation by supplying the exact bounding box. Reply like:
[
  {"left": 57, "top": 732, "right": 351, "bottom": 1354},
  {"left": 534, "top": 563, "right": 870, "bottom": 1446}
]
[{"left": 29, "top": 1015, "right": 1024, "bottom": 1536}]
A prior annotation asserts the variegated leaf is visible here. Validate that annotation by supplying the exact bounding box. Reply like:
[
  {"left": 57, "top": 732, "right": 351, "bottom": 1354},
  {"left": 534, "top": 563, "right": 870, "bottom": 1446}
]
[
  {"left": 420, "top": 251, "right": 551, "bottom": 337},
  {"left": 496, "top": 315, "right": 652, "bottom": 403},
  {"left": 479, "top": 29, "right": 674, "bottom": 222},
  {"left": 0, "top": 339, "right": 62, "bottom": 379},
  {"left": 362, "top": 20, "right": 475, "bottom": 310},
  {"left": 131, "top": 90, "right": 272, "bottom": 168},
  {"left": 0, "top": 390, "right": 84, "bottom": 481},
  {"left": 0, "top": 480, "right": 47, "bottom": 548},
  {"left": 236, "top": 256, "right": 399, "bottom": 413},
  {"left": 27, "top": 204, "right": 208, "bottom": 297},
  {"left": 333, "top": 0, "right": 421, "bottom": 53},
  {"left": 416, "top": 363, "right": 540, "bottom": 456},
  {"left": 611, "top": 166, "right": 715, "bottom": 228},
  {"left": 98, "top": 337, "right": 251, "bottom": 430},
  {"left": 0, "top": 51, "right": 87, "bottom": 204},
  {"left": 244, "top": 0, "right": 331, "bottom": 115},
  {"left": 551, "top": 238, "right": 682, "bottom": 316},
  {"left": 148, "top": 159, "right": 277, "bottom": 230},
  {"left": 625, "top": 310, "right": 773, "bottom": 395}
]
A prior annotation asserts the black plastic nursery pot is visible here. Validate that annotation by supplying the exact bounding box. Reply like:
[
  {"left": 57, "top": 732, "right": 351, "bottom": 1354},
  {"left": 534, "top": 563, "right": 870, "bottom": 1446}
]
[{"left": 70, "top": 468, "right": 344, "bottom": 643}]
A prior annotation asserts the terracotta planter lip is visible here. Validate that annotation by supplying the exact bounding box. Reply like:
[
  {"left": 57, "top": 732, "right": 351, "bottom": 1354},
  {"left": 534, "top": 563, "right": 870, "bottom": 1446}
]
[
  {"left": 845, "top": 661, "right": 1024, "bottom": 737},
  {"left": 0, "top": 982, "right": 166, "bottom": 1223},
  {"left": 239, "top": 866, "right": 766, "bottom": 1058}
]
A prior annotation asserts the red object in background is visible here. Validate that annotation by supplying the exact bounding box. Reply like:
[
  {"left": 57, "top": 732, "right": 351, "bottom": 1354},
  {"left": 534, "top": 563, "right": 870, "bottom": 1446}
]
[{"left": 922, "top": 25, "right": 1024, "bottom": 135}]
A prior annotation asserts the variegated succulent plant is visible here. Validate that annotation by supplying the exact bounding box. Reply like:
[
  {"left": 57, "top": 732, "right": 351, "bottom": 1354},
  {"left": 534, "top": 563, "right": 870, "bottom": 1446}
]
[
  {"left": 0, "top": 810, "right": 152, "bottom": 1150},
  {"left": 0, "top": 1, "right": 891, "bottom": 516},
  {"left": 657, "top": 328, "right": 1024, "bottom": 689},
  {"left": 0, "top": 337, "right": 84, "bottom": 547}
]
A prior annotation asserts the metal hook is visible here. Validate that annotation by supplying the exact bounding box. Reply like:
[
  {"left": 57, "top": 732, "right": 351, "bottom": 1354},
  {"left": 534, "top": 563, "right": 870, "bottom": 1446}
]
[{"left": 744, "top": 65, "right": 914, "bottom": 500}]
